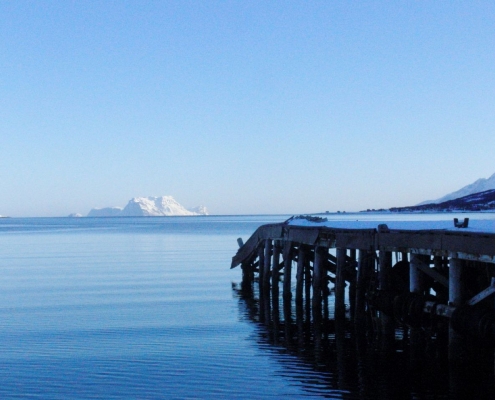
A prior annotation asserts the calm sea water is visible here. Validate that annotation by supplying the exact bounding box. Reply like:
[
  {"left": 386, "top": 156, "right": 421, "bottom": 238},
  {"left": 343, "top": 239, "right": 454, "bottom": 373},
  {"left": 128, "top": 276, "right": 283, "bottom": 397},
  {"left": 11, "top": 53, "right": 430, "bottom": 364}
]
[{"left": 0, "top": 214, "right": 494, "bottom": 399}]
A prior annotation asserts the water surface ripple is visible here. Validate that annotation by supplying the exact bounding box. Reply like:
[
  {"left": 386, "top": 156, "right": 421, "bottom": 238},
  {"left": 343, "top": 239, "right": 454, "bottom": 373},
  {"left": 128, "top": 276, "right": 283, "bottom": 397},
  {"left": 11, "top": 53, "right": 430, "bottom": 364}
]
[{"left": 1, "top": 215, "right": 494, "bottom": 399}]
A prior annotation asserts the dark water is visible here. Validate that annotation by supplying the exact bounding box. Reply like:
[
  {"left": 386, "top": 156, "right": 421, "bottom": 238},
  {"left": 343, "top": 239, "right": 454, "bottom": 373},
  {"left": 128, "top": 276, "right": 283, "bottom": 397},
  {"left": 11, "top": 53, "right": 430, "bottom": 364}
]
[{"left": 0, "top": 215, "right": 494, "bottom": 399}]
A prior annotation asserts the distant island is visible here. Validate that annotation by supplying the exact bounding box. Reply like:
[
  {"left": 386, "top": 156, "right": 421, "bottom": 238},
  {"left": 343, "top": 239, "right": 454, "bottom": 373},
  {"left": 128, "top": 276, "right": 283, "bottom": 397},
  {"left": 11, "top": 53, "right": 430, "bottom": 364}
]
[{"left": 86, "top": 196, "right": 209, "bottom": 217}]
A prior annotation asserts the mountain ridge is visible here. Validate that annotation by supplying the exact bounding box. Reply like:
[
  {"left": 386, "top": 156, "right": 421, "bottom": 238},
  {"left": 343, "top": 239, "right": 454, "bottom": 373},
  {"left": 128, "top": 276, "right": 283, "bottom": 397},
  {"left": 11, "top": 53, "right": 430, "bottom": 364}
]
[
  {"left": 418, "top": 172, "right": 495, "bottom": 205},
  {"left": 87, "top": 196, "right": 208, "bottom": 217},
  {"left": 392, "top": 189, "right": 495, "bottom": 212}
]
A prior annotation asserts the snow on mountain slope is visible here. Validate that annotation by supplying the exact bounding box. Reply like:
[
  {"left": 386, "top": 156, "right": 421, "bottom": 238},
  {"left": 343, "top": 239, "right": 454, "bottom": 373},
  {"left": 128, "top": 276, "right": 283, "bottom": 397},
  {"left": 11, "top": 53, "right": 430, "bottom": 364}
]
[
  {"left": 418, "top": 172, "right": 495, "bottom": 205},
  {"left": 87, "top": 196, "right": 208, "bottom": 217},
  {"left": 121, "top": 196, "right": 195, "bottom": 216}
]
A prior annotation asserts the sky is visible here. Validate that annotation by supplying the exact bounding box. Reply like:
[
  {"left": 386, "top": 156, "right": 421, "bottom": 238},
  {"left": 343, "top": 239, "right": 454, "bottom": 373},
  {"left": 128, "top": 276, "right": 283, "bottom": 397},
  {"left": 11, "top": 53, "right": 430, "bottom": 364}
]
[{"left": 1, "top": 0, "right": 494, "bottom": 217}]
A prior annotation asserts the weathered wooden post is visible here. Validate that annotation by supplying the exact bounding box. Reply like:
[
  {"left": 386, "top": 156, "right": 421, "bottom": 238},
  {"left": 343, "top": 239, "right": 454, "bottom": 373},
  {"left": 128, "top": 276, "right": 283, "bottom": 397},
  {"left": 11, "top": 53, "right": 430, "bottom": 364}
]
[
  {"left": 313, "top": 246, "right": 325, "bottom": 356},
  {"left": 263, "top": 239, "right": 272, "bottom": 325},
  {"left": 335, "top": 247, "right": 347, "bottom": 320},
  {"left": 272, "top": 241, "right": 281, "bottom": 318},
  {"left": 263, "top": 239, "right": 272, "bottom": 292},
  {"left": 305, "top": 250, "right": 312, "bottom": 320},
  {"left": 283, "top": 241, "right": 292, "bottom": 300},
  {"left": 335, "top": 315, "right": 347, "bottom": 390},
  {"left": 410, "top": 253, "right": 429, "bottom": 361},
  {"left": 379, "top": 249, "right": 394, "bottom": 350},
  {"left": 296, "top": 245, "right": 305, "bottom": 306},
  {"left": 258, "top": 242, "right": 266, "bottom": 323},
  {"left": 282, "top": 241, "right": 293, "bottom": 344},
  {"left": 241, "top": 263, "right": 252, "bottom": 293},
  {"left": 349, "top": 249, "right": 357, "bottom": 322},
  {"left": 355, "top": 249, "right": 369, "bottom": 325},
  {"left": 410, "top": 253, "right": 427, "bottom": 295},
  {"left": 312, "top": 246, "right": 326, "bottom": 319},
  {"left": 295, "top": 244, "right": 305, "bottom": 346},
  {"left": 449, "top": 257, "right": 464, "bottom": 363}
]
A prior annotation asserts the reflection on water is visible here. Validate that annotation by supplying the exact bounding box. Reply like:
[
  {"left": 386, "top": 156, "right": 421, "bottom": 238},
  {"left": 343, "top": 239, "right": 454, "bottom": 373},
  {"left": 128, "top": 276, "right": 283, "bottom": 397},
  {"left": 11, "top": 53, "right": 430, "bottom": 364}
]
[{"left": 232, "top": 278, "right": 495, "bottom": 400}]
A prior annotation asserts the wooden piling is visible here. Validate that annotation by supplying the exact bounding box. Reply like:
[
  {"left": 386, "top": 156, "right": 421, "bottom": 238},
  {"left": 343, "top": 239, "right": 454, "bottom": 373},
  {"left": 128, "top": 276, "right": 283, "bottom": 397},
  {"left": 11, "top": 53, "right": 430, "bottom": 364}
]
[
  {"left": 410, "top": 253, "right": 429, "bottom": 359},
  {"left": 349, "top": 249, "right": 357, "bottom": 322},
  {"left": 241, "top": 262, "right": 252, "bottom": 293},
  {"left": 410, "top": 253, "right": 428, "bottom": 295},
  {"left": 296, "top": 245, "right": 305, "bottom": 306},
  {"left": 283, "top": 241, "right": 292, "bottom": 300},
  {"left": 354, "top": 249, "right": 368, "bottom": 325},
  {"left": 449, "top": 257, "right": 464, "bottom": 363},
  {"left": 335, "top": 247, "right": 347, "bottom": 320},
  {"left": 305, "top": 250, "right": 312, "bottom": 320},
  {"left": 379, "top": 250, "right": 394, "bottom": 350},
  {"left": 263, "top": 239, "right": 272, "bottom": 293},
  {"left": 272, "top": 241, "right": 281, "bottom": 316},
  {"left": 312, "top": 246, "right": 325, "bottom": 318},
  {"left": 257, "top": 242, "right": 266, "bottom": 323}
]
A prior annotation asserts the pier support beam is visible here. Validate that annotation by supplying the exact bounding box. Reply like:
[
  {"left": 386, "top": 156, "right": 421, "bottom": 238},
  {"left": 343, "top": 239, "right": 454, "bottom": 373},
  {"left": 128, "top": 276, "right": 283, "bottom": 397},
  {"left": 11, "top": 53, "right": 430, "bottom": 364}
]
[
  {"left": 296, "top": 245, "right": 305, "bottom": 307},
  {"left": 349, "top": 249, "right": 357, "bottom": 322},
  {"left": 257, "top": 242, "right": 266, "bottom": 322},
  {"left": 312, "top": 246, "right": 326, "bottom": 320},
  {"left": 272, "top": 241, "right": 281, "bottom": 316},
  {"left": 262, "top": 239, "right": 272, "bottom": 324},
  {"left": 263, "top": 239, "right": 272, "bottom": 292},
  {"left": 410, "top": 254, "right": 428, "bottom": 295},
  {"left": 335, "top": 248, "right": 347, "bottom": 320},
  {"left": 410, "top": 254, "right": 429, "bottom": 361},
  {"left": 449, "top": 257, "right": 465, "bottom": 363},
  {"left": 305, "top": 250, "right": 312, "bottom": 320},
  {"left": 355, "top": 250, "right": 371, "bottom": 326},
  {"left": 241, "top": 262, "right": 253, "bottom": 293},
  {"left": 379, "top": 250, "right": 394, "bottom": 350},
  {"left": 283, "top": 242, "right": 292, "bottom": 300}
]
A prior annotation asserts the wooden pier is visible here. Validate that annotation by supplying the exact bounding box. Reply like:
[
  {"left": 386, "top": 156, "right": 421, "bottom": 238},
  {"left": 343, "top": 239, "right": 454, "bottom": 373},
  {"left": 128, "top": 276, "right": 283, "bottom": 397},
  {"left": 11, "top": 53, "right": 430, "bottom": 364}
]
[{"left": 231, "top": 218, "right": 495, "bottom": 367}]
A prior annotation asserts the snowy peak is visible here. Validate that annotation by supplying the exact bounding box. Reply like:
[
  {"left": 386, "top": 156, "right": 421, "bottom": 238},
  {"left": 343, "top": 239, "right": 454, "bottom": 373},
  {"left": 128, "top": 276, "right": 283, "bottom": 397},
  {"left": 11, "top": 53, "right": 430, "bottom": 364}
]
[
  {"left": 88, "top": 196, "right": 209, "bottom": 217},
  {"left": 419, "top": 172, "right": 495, "bottom": 205},
  {"left": 121, "top": 196, "right": 195, "bottom": 216}
]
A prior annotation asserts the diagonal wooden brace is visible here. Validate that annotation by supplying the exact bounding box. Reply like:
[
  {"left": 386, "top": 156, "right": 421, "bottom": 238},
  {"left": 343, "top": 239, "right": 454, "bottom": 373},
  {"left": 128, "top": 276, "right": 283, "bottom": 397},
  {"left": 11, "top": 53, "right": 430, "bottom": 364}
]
[
  {"left": 413, "top": 258, "right": 449, "bottom": 288},
  {"left": 466, "top": 278, "right": 495, "bottom": 306}
]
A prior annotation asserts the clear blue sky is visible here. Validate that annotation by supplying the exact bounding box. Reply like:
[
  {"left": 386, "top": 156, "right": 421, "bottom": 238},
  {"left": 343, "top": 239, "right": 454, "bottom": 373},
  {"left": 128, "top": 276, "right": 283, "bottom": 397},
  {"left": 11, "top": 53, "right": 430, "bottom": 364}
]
[{"left": 1, "top": 1, "right": 494, "bottom": 216}]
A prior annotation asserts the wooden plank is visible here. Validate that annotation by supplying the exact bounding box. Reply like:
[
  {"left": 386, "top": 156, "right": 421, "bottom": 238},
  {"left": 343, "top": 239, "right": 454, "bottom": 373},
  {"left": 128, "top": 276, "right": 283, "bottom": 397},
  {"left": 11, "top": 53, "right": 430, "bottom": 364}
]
[
  {"left": 335, "top": 231, "right": 375, "bottom": 250},
  {"left": 377, "top": 230, "right": 443, "bottom": 252},
  {"left": 287, "top": 227, "right": 321, "bottom": 245},
  {"left": 442, "top": 232, "right": 495, "bottom": 257}
]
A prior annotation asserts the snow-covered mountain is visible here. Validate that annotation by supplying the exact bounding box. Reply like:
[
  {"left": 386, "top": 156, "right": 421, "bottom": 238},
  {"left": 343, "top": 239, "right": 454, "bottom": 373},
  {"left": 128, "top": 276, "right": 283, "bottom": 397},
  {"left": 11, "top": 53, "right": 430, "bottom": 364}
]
[
  {"left": 392, "top": 189, "right": 495, "bottom": 212},
  {"left": 418, "top": 172, "right": 495, "bottom": 205},
  {"left": 87, "top": 196, "right": 208, "bottom": 217}
]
